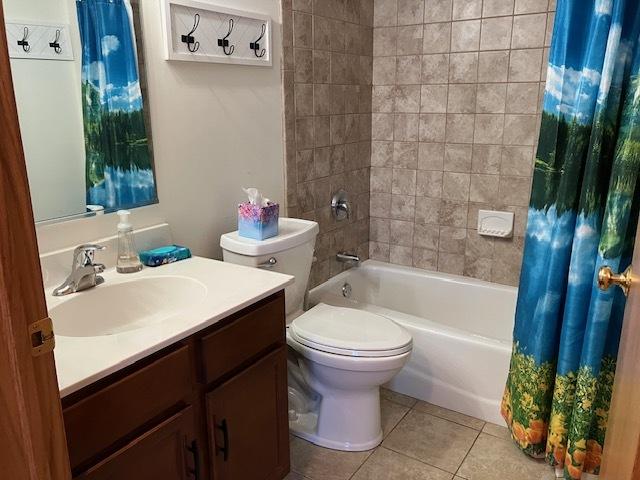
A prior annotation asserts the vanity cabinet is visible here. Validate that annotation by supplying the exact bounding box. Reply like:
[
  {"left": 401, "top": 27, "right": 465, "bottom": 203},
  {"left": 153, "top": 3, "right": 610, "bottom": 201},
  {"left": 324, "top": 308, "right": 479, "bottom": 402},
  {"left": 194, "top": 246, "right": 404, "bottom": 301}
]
[{"left": 61, "top": 291, "right": 289, "bottom": 480}]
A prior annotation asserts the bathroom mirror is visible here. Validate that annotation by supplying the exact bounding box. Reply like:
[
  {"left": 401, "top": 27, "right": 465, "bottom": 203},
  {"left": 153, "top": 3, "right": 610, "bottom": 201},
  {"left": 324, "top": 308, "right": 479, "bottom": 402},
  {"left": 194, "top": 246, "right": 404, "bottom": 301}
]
[{"left": 4, "top": 0, "right": 158, "bottom": 223}]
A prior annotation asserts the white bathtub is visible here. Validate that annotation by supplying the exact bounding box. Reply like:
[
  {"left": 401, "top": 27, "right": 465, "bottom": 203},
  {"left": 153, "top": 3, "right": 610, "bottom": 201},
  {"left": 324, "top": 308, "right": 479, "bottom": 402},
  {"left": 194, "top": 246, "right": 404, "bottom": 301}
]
[{"left": 308, "top": 260, "right": 517, "bottom": 425}]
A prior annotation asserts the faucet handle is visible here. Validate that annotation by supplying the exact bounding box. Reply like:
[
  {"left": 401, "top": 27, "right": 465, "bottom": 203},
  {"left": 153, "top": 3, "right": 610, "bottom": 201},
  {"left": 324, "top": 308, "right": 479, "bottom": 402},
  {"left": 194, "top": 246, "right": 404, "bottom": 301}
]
[{"left": 73, "top": 244, "right": 106, "bottom": 267}]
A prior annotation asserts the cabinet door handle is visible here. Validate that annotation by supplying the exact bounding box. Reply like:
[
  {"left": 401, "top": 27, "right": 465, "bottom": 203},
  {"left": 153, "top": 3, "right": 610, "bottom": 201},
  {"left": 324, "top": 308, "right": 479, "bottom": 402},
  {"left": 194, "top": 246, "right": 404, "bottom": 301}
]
[
  {"left": 186, "top": 439, "right": 201, "bottom": 479},
  {"left": 216, "top": 419, "right": 230, "bottom": 461}
]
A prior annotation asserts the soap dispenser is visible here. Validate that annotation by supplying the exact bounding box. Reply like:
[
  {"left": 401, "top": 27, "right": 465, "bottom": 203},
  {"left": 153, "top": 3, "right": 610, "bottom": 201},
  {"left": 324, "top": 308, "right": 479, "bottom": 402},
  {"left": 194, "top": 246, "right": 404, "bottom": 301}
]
[{"left": 116, "top": 210, "right": 143, "bottom": 273}]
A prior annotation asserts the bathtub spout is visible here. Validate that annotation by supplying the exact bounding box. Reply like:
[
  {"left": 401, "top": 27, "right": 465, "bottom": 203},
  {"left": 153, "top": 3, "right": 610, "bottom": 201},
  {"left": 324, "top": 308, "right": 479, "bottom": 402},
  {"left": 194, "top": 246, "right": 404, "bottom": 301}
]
[{"left": 336, "top": 252, "right": 360, "bottom": 266}]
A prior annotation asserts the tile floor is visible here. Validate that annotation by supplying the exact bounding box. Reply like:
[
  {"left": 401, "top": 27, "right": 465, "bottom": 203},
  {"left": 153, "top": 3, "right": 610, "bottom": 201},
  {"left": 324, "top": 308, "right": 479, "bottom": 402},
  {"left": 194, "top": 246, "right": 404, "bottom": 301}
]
[{"left": 286, "top": 389, "right": 557, "bottom": 480}]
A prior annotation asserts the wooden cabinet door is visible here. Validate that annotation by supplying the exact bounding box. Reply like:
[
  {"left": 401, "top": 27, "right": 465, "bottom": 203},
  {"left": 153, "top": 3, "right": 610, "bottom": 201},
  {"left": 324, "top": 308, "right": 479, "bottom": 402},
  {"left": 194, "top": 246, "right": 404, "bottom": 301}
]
[
  {"left": 76, "top": 406, "right": 200, "bottom": 480},
  {"left": 206, "top": 346, "right": 289, "bottom": 480}
]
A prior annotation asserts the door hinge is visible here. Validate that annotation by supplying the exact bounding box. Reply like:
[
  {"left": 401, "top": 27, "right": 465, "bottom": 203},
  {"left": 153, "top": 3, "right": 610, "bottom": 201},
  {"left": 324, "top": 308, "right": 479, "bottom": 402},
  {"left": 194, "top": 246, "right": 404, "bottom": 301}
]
[{"left": 29, "top": 317, "right": 55, "bottom": 357}]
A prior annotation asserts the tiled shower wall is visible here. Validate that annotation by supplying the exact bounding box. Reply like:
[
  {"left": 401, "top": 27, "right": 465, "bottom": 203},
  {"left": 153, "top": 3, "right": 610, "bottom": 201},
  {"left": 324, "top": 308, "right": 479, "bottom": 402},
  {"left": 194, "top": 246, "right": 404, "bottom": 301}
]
[
  {"left": 282, "top": 0, "right": 374, "bottom": 288},
  {"left": 367, "top": 0, "right": 556, "bottom": 286}
]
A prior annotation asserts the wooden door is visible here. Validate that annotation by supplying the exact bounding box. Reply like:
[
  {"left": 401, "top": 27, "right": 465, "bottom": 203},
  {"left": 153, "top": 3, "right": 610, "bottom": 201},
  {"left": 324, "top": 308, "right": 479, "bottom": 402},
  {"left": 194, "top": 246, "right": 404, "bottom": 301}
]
[
  {"left": 206, "top": 347, "right": 289, "bottom": 480},
  {"left": 75, "top": 406, "right": 199, "bottom": 480},
  {"left": 0, "top": 2, "right": 71, "bottom": 479},
  {"left": 601, "top": 218, "right": 640, "bottom": 479}
]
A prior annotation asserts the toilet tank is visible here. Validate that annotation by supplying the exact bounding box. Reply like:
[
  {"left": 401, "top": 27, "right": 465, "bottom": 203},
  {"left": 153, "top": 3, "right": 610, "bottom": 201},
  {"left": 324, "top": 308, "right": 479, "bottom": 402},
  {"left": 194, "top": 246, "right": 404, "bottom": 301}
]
[{"left": 220, "top": 218, "right": 319, "bottom": 320}]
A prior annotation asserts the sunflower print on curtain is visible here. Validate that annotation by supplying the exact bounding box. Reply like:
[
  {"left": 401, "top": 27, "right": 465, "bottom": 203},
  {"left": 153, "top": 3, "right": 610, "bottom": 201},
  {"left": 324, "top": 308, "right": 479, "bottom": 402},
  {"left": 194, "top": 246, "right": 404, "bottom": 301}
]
[{"left": 501, "top": 0, "right": 640, "bottom": 479}]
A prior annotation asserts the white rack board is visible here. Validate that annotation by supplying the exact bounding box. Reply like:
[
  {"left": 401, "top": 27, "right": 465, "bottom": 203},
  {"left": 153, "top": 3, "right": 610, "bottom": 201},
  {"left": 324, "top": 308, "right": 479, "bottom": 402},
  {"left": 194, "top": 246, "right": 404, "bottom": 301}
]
[
  {"left": 6, "top": 21, "right": 74, "bottom": 61},
  {"left": 161, "top": 0, "right": 272, "bottom": 67}
]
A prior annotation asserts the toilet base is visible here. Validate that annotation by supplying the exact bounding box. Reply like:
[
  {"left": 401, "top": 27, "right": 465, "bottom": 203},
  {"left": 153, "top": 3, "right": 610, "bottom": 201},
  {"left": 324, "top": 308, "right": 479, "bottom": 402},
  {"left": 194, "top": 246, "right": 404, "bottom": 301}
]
[{"left": 289, "top": 402, "right": 383, "bottom": 451}]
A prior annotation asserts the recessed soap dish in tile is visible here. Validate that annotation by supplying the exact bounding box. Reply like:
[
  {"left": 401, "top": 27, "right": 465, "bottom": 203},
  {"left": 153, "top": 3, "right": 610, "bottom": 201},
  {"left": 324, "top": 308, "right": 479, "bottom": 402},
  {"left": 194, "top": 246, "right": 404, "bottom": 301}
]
[{"left": 477, "top": 210, "right": 514, "bottom": 238}]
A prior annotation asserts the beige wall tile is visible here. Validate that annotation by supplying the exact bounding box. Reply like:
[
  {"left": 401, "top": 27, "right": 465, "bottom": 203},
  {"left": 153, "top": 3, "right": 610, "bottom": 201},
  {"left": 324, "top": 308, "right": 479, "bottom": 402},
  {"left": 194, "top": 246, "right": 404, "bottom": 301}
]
[
  {"left": 508, "top": 48, "right": 543, "bottom": 81},
  {"left": 478, "top": 51, "right": 510, "bottom": 82},
  {"left": 501, "top": 145, "right": 533, "bottom": 175},
  {"left": 439, "top": 200, "right": 468, "bottom": 227},
  {"left": 483, "top": 0, "right": 515, "bottom": 17},
  {"left": 293, "top": 12, "right": 313, "bottom": 48},
  {"left": 472, "top": 144, "right": 502, "bottom": 174},
  {"left": 394, "top": 113, "right": 420, "bottom": 140},
  {"left": 421, "top": 85, "right": 449, "bottom": 113},
  {"left": 444, "top": 144, "right": 473, "bottom": 172},
  {"left": 398, "top": 0, "right": 425, "bottom": 25},
  {"left": 371, "top": 166, "right": 393, "bottom": 192},
  {"left": 391, "top": 194, "right": 416, "bottom": 219},
  {"left": 447, "top": 84, "right": 478, "bottom": 113},
  {"left": 374, "top": 0, "right": 398, "bottom": 26},
  {"left": 476, "top": 83, "right": 507, "bottom": 113},
  {"left": 451, "top": 20, "right": 481, "bottom": 52},
  {"left": 418, "top": 142, "right": 445, "bottom": 170},
  {"left": 396, "top": 55, "right": 423, "bottom": 83},
  {"left": 390, "top": 219, "right": 415, "bottom": 245},
  {"left": 419, "top": 114, "right": 447, "bottom": 142},
  {"left": 480, "top": 16, "right": 513, "bottom": 50},
  {"left": 424, "top": 0, "right": 453, "bottom": 23},
  {"left": 373, "top": 56, "right": 397, "bottom": 84},
  {"left": 498, "top": 175, "right": 532, "bottom": 205},
  {"left": 392, "top": 168, "right": 417, "bottom": 194},
  {"left": 395, "top": 85, "right": 422, "bottom": 112},
  {"left": 415, "top": 196, "right": 442, "bottom": 224},
  {"left": 423, "top": 22, "right": 452, "bottom": 53},
  {"left": 374, "top": 26, "right": 398, "bottom": 56},
  {"left": 453, "top": 0, "right": 482, "bottom": 19},
  {"left": 371, "top": 192, "right": 392, "bottom": 216},
  {"left": 370, "top": 240, "right": 391, "bottom": 260},
  {"left": 473, "top": 114, "right": 504, "bottom": 144},
  {"left": 449, "top": 52, "right": 479, "bottom": 83},
  {"left": 417, "top": 170, "right": 443, "bottom": 196},
  {"left": 469, "top": 173, "right": 500, "bottom": 203},
  {"left": 446, "top": 114, "right": 475, "bottom": 143},
  {"left": 370, "top": 217, "right": 391, "bottom": 242},
  {"left": 413, "top": 247, "right": 438, "bottom": 269},
  {"left": 442, "top": 172, "right": 470, "bottom": 201},
  {"left": 421, "top": 54, "right": 450, "bottom": 83},
  {"left": 438, "top": 252, "right": 465, "bottom": 274},
  {"left": 514, "top": 0, "right": 548, "bottom": 14},
  {"left": 397, "top": 24, "right": 424, "bottom": 54},
  {"left": 511, "top": 13, "right": 547, "bottom": 48},
  {"left": 373, "top": 85, "right": 396, "bottom": 112},
  {"left": 372, "top": 140, "right": 395, "bottom": 166},
  {"left": 390, "top": 244, "right": 414, "bottom": 265},
  {"left": 394, "top": 141, "right": 419, "bottom": 168},
  {"left": 414, "top": 223, "right": 440, "bottom": 249},
  {"left": 506, "top": 82, "right": 539, "bottom": 114},
  {"left": 503, "top": 114, "right": 538, "bottom": 145},
  {"left": 372, "top": 113, "right": 395, "bottom": 140}
]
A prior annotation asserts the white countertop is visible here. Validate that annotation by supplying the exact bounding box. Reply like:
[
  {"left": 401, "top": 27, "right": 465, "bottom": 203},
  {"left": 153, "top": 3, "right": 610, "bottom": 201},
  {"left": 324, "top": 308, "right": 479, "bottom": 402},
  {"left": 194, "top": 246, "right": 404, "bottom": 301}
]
[{"left": 49, "top": 257, "right": 293, "bottom": 397}]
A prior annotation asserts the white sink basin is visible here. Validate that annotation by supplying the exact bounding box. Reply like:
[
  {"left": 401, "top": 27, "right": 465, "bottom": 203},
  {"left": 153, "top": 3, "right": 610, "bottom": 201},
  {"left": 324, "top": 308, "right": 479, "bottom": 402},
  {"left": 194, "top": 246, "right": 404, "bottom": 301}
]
[{"left": 50, "top": 276, "right": 208, "bottom": 337}]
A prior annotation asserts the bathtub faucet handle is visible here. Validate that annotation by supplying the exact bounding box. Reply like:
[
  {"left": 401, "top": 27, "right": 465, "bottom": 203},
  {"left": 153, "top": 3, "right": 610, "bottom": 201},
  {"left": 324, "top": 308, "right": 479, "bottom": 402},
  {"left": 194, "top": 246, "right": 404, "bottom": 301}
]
[{"left": 336, "top": 252, "right": 360, "bottom": 266}]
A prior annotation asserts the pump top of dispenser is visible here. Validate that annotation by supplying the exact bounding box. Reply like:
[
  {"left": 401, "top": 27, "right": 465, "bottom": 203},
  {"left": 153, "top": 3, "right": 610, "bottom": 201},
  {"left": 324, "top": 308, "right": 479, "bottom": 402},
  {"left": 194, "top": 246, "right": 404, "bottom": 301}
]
[{"left": 117, "top": 210, "right": 133, "bottom": 231}]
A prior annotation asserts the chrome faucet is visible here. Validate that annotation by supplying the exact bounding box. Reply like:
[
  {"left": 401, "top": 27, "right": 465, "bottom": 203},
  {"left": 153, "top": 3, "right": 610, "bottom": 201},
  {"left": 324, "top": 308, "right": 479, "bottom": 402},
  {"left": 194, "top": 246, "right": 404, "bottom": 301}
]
[
  {"left": 336, "top": 252, "right": 361, "bottom": 266},
  {"left": 53, "top": 244, "right": 106, "bottom": 296}
]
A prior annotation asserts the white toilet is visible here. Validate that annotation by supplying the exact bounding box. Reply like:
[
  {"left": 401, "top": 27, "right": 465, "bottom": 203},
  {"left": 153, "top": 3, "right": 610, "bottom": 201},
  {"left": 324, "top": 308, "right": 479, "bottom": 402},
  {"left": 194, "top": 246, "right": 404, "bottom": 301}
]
[{"left": 220, "top": 218, "right": 412, "bottom": 451}]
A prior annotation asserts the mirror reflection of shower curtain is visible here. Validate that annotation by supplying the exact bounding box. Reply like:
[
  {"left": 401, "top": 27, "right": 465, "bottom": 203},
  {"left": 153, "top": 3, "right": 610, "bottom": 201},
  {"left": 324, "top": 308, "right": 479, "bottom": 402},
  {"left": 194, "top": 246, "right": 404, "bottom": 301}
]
[{"left": 76, "top": 0, "right": 156, "bottom": 211}]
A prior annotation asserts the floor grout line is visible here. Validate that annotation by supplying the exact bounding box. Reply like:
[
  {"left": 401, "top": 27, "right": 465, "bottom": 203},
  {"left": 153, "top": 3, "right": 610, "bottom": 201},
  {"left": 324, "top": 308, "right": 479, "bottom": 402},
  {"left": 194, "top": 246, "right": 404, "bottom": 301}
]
[{"left": 453, "top": 428, "right": 482, "bottom": 479}]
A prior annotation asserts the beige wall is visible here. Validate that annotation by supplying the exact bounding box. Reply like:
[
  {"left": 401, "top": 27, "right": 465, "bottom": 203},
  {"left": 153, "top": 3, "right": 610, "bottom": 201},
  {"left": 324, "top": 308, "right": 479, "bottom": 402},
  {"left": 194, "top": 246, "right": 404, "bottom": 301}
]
[
  {"left": 368, "top": 0, "right": 555, "bottom": 286},
  {"left": 282, "top": 0, "right": 374, "bottom": 288}
]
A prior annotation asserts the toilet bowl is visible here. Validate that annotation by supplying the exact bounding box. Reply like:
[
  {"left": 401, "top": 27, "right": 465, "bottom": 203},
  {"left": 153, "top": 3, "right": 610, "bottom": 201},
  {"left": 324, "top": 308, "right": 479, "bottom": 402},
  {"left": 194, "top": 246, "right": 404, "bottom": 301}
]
[
  {"left": 287, "top": 303, "right": 412, "bottom": 451},
  {"left": 220, "top": 218, "right": 413, "bottom": 451}
]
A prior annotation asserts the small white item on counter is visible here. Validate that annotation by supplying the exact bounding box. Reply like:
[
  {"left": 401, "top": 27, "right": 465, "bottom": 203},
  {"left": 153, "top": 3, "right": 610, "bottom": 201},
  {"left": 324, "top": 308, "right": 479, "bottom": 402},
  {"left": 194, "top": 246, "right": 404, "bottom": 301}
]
[{"left": 477, "top": 210, "right": 514, "bottom": 238}]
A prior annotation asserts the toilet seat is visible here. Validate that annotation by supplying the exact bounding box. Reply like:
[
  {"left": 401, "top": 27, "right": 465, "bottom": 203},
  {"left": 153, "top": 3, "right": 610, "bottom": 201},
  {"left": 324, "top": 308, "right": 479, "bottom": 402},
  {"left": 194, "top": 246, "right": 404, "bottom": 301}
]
[{"left": 289, "top": 303, "right": 412, "bottom": 358}]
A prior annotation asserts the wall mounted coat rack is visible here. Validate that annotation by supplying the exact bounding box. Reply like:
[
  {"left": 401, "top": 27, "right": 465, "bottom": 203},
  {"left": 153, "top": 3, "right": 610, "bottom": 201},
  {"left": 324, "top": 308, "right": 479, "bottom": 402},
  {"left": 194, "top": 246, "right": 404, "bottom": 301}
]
[
  {"left": 162, "top": 0, "right": 272, "bottom": 67},
  {"left": 5, "top": 22, "right": 74, "bottom": 61}
]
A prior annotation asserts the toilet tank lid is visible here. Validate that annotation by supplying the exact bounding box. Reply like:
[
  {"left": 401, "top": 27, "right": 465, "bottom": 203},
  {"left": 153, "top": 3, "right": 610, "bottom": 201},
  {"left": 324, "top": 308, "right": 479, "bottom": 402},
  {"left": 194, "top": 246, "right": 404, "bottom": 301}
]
[{"left": 220, "top": 218, "right": 319, "bottom": 256}]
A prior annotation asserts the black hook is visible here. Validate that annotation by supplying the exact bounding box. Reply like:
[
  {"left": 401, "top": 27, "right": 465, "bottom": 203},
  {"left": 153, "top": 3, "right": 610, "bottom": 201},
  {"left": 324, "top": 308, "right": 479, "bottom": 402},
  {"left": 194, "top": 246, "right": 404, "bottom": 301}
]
[
  {"left": 181, "top": 13, "right": 200, "bottom": 53},
  {"left": 18, "top": 26, "right": 30, "bottom": 53},
  {"left": 49, "top": 29, "right": 62, "bottom": 54},
  {"left": 217, "top": 18, "right": 235, "bottom": 56},
  {"left": 250, "top": 24, "right": 266, "bottom": 58}
]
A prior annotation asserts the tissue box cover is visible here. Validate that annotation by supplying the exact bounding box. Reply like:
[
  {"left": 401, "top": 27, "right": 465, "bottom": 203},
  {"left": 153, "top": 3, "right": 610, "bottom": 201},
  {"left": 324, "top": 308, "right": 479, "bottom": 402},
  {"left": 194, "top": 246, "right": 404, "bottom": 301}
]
[{"left": 238, "top": 202, "right": 279, "bottom": 240}]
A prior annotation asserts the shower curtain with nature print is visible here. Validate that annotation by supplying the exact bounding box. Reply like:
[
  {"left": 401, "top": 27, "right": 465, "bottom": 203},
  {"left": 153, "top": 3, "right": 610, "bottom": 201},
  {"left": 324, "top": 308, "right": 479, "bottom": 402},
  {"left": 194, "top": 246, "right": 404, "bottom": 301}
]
[
  {"left": 501, "top": 0, "right": 640, "bottom": 479},
  {"left": 76, "top": 0, "right": 156, "bottom": 210}
]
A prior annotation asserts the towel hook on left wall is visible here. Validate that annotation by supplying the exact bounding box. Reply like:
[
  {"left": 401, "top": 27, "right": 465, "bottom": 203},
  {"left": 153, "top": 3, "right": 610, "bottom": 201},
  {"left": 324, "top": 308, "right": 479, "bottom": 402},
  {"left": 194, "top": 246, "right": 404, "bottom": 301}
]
[
  {"left": 218, "top": 18, "right": 235, "bottom": 55},
  {"left": 18, "top": 26, "right": 30, "bottom": 52},
  {"left": 181, "top": 13, "right": 200, "bottom": 53}
]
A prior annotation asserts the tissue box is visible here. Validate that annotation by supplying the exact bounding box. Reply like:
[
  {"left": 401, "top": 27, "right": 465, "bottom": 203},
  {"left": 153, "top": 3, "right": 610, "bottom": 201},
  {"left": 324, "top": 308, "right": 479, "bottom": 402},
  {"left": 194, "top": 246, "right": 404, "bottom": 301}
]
[{"left": 238, "top": 202, "right": 279, "bottom": 240}]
